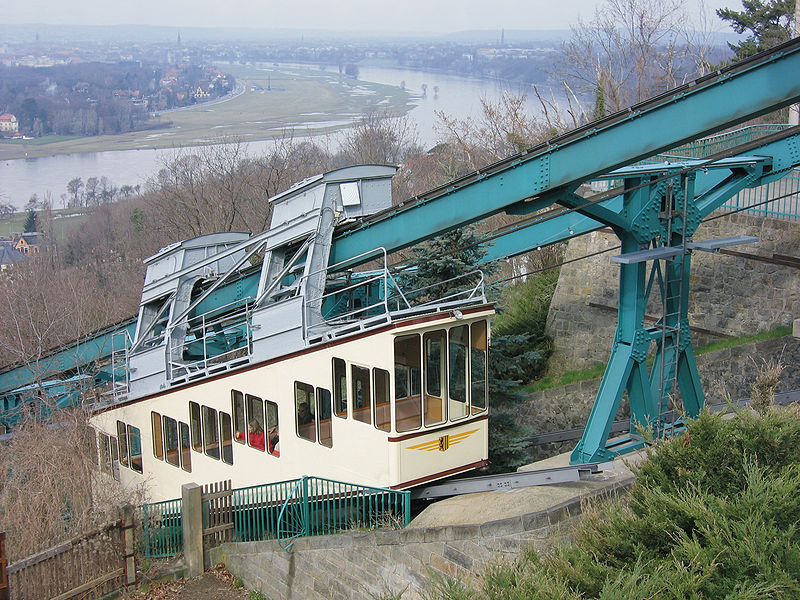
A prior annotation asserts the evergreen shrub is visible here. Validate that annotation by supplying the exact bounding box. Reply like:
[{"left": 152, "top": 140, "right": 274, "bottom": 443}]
[{"left": 431, "top": 407, "right": 800, "bottom": 599}]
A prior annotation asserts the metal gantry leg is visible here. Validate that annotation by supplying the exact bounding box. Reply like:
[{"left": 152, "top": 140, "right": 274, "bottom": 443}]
[{"left": 571, "top": 174, "right": 706, "bottom": 464}]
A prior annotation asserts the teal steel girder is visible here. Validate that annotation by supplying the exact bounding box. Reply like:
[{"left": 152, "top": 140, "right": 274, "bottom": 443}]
[
  {"left": 0, "top": 319, "right": 137, "bottom": 397},
  {"left": 330, "top": 38, "right": 800, "bottom": 268}
]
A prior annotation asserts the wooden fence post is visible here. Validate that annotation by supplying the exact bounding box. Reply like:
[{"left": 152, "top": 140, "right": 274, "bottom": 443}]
[
  {"left": 182, "top": 483, "right": 203, "bottom": 578},
  {"left": 0, "top": 532, "right": 8, "bottom": 600},
  {"left": 120, "top": 505, "right": 137, "bottom": 588}
]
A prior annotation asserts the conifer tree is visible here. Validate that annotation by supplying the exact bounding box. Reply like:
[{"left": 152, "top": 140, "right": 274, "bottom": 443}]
[
  {"left": 718, "top": 0, "right": 796, "bottom": 60},
  {"left": 23, "top": 210, "right": 38, "bottom": 233}
]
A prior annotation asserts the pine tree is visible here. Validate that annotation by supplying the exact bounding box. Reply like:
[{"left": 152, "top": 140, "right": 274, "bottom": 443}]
[
  {"left": 23, "top": 210, "right": 38, "bottom": 233},
  {"left": 717, "top": 0, "right": 796, "bottom": 60},
  {"left": 400, "top": 225, "right": 494, "bottom": 301}
]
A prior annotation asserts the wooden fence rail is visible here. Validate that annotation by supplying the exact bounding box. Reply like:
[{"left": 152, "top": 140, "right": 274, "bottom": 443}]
[{"left": 5, "top": 510, "right": 135, "bottom": 600}]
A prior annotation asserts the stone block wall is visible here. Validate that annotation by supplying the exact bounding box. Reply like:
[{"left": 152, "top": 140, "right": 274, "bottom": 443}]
[
  {"left": 210, "top": 480, "right": 633, "bottom": 600},
  {"left": 517, "top": 335, "right": 800, "bottom": 463},
  {"left": 545, "top": 213, "right": 800, "bottom": 373}
]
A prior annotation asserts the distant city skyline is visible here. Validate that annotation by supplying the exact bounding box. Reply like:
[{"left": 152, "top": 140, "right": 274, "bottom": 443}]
[{"left": 7, "top": 1, "right": 742, "bottom": 34}]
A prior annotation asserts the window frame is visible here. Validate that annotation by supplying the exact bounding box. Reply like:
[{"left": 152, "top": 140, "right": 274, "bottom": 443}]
[
  {"left": 163, "top": 415, "right": 180, "bottom": 467},
  {"left": 189, "top": 402, "right": 203, "bottom": 452},
  {"left": 394, "top": 334, "right": 422, "bottom": 433},
  {"left": 295, "top": 381, "right": 316, "bottom": 443},
  {"left": 151, "top": 411, "right": 163, "bottom": 460},
  {"left": 231, "top": 390, "right": 246, "bottom": 444},
  {"left": 220, "top": 411, "right": 234, "bottom": 465},
  {"left": 447, "top": 325, "right": 470, "bottom": 422},
  {"left": 373, "top": 367, "right": 391, "bottom": 432},
  {"left": 316, "top": 386, "right": 333, "bottom": 448},
  {"left": 351, "top": 364, "right": 372, "bottom": 425},
  {"left": 332, "top": 357, "right": 348, "bottom": 418},
  {"left": 127, "top": 424, "right": 143, "bottom": 474},
  {"left": 202, "top": 405, "right": 220, "bottom": 460},
  {"left": 179, "top": 421, "right": 192, "bottom": 473}
]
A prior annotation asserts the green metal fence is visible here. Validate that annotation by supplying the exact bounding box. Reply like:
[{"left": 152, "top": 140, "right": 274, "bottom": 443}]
[
  {"left": 660, "top": 124, "right": 792, "bottom": 159},
  {"left": 597, "top": 124, "right": 800, "bottom": 221},
  {"left": 273, "top": 476, "right": 411, "bottom": 550},
  {"left": 140, "top": 476, "right": 411, "bottom": 557},
  {"left": 720, "top": 168, "right": 800, "bottom": 221},
  {"left": 140, "top": 498, "right": 183, "bottom": 559}
]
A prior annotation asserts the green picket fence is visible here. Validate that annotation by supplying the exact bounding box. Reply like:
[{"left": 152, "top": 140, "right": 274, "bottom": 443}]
[
  {"left": 140, "top": 498, "right": 183, "bottom": 559},
  {"left": 140, "top": 476, "right": 410, "bottom": 557}
]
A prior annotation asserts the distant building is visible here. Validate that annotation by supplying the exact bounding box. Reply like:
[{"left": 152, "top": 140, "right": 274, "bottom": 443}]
[
  {"left": 0, "top": 242, "right": 27, "bottom": 271},
  {"left": 14, "top": 232, "right": 46, "bottom": 255},
  {"left": 0, "top": 114, "right": 18, "bottom": 134}
]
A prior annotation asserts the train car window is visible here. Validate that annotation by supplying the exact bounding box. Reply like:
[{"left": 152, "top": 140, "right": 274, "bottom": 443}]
[
  {"left": 151, "top": 411, "right": 164, "bottom": 460},
  {"left": 164, "top": 416, "right": 180, "bottom": 467},
  {"left": 203, "top": 406, "right": 220, "bottom": 460},
  {"left": 423, "top": 330, "right": 446, "bottom": 426},
  {"left": 246, "top": 394, "right": 265, "bottom": 451},
  {"left": 316, "top": 387, "right": 333, "bottom": 447},
  {"left": 110, "top": 436, "right": 120, "bottom": 481},
  {"left": 266, "top": 400, "right": 280, "bottom": 456},
  {"left": 117, "top": 420, "right": 129, "bottom": 467},
  {"left": 295, "top": 382, "right": 316, "bottom": 442},
  {"left": 448, "top": 325, "right": 469, "bottom": 421},
  {"left": 128, "top": 425, "right": 143, "bottom": 474},
  {"left": 373, "top": 368, "right": 391, "bottom": 432},
  {"left": 471, "top": 321, "right": 488, "bottom": 413},
  {"left": 98, "top": 432, "right": 112, "bottom": 474},
  {"left": 179, "top": 422, "right": 191, "bottom": 472},
  {"left": 351, "top": 366, "right": 371, "bottom": 425},
  {"left": 220, "top": 412, "right": 234, "bottom": 465},
  {"left": 332, "top": 358, "right": 348, "bottom": 418},
  {"left": 232, "top": 390, "right": 246, "bottom": 444},
  {"left": 189, "top": 402, "right": 202, "bottom": 452},
  {"left": 394, "top": 334, "right": 422, "bottom": 432}
]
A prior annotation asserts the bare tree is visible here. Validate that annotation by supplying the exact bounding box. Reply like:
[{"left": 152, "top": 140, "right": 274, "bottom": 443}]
[
  {"left": 0, "top": 407, "right": 146, "bottom": 562},
  {"left": 338, "top": 109, "right": 421, "bottom": 166},
  {"left": 435, "top": 92, "right": 551, "bottom": 171},
  {"left": 66, "top": 177, "right": 84, "bottom": 208},
  {"left": 557, "top": 0, "right": 693, "bottom": 114}
]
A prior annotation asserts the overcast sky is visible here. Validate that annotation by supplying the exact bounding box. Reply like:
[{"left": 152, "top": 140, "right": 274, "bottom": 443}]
[{"left": 6, "top": 1, "right": 742, "bottom": 34}]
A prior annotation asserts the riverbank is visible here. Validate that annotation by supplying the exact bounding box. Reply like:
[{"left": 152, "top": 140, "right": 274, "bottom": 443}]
[{"left": 0, "top": 64, "right": 413, "bottom": 161}]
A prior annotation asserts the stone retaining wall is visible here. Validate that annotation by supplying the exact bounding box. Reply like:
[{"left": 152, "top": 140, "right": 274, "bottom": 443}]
[
  {"left": 210, "top": 479, "right": 633, "bottom": 600},
  {"left": 546, "top": 213, "right": 800, "bottom": 372},
  {"left": 518, "top": 335, "right": 800, "bottom": 462}
]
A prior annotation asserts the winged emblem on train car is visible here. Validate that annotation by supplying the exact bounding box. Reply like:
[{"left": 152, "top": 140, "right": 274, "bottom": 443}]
[{"left": 408, "top": 429, "right": 479, "bottom": 452}]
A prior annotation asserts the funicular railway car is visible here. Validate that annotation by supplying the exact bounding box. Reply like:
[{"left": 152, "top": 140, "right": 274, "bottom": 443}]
[{"left": 89, "top": 165, "right": 492, "bottom": 503}]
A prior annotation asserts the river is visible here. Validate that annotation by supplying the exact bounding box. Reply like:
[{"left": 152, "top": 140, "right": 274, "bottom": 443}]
[{"left": 0, "top": 65, "right": 553, "bottom": 209}]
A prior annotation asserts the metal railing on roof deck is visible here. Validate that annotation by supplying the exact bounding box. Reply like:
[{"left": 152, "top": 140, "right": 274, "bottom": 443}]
[
  {"left": 304, "top": 247, "right": 488, "bottom": 341},
  {"left": 167, "top": 297, "right": 254, "bottom": 382}
]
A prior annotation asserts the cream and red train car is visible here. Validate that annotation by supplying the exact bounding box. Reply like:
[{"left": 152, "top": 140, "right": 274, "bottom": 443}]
[{"left": 89, "top": 166, "right": 491, "bottom": 502}]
